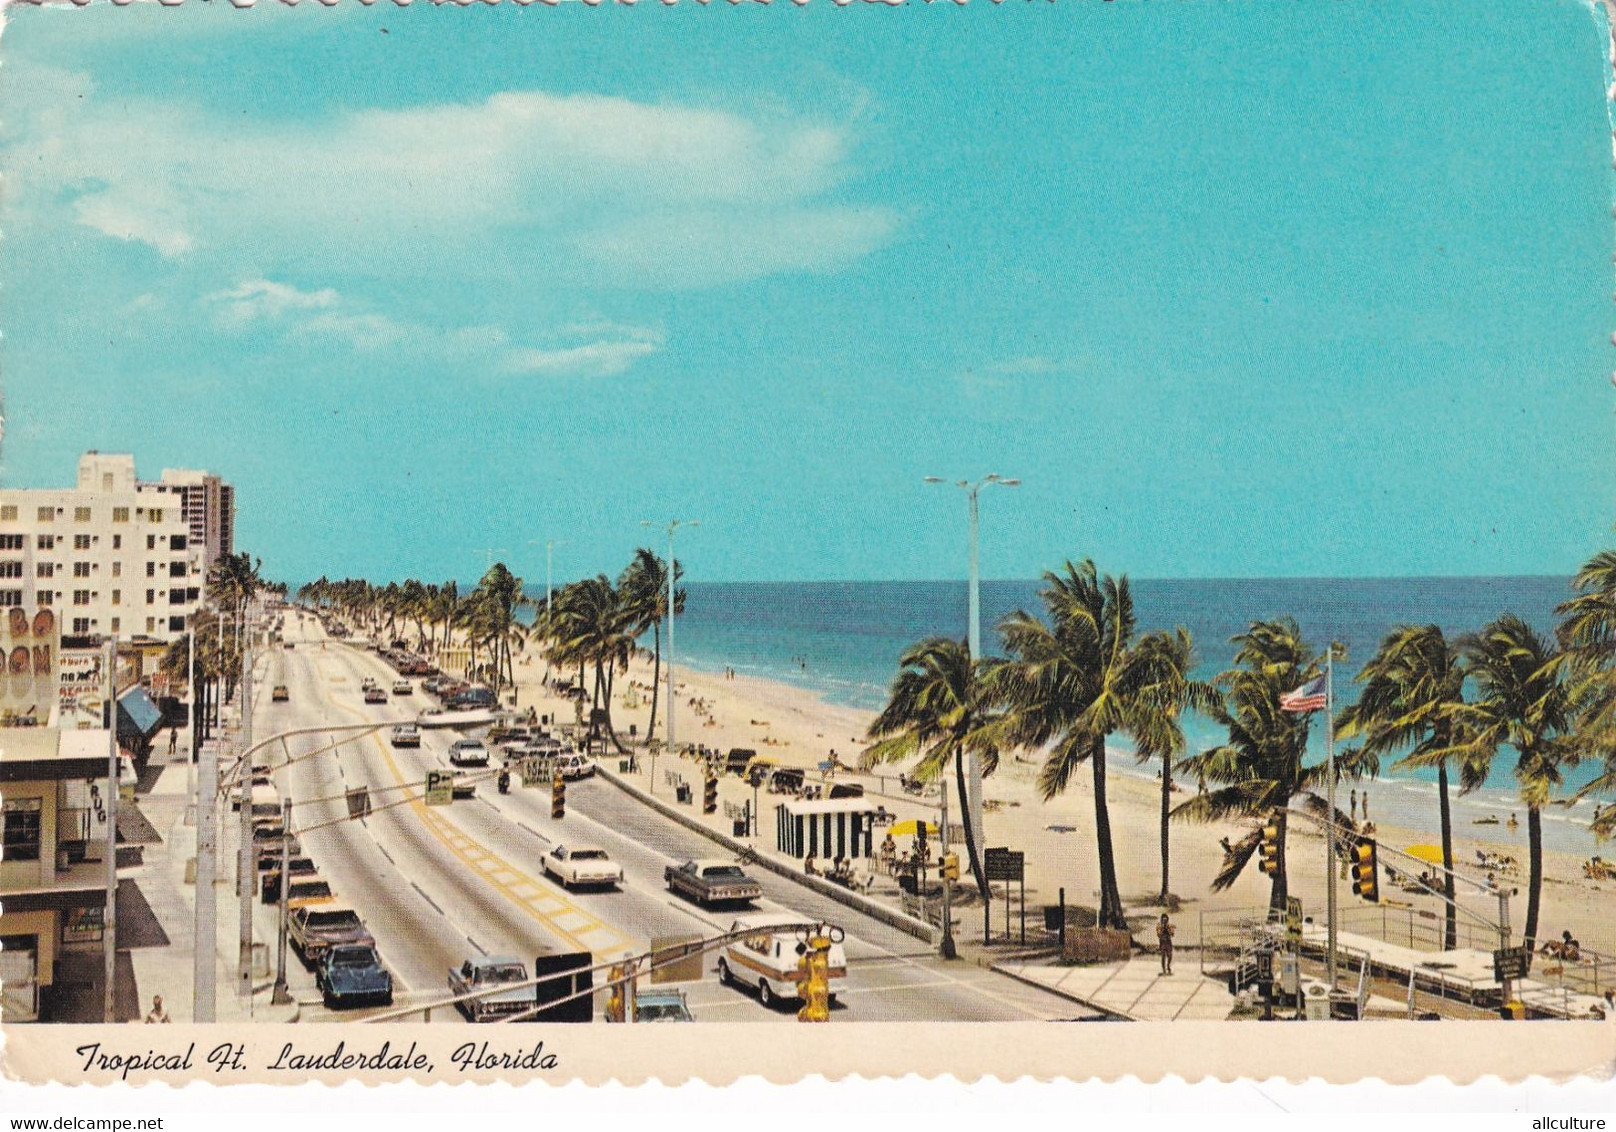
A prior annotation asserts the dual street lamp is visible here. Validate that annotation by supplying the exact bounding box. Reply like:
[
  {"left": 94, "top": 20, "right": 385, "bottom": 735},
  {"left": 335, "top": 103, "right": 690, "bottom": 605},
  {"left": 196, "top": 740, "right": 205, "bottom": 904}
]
[
  {"left": 641, "top": 519, "right": 698, "bottom": 795},
  {"left": 923, "top": 473, "right": 1019, "bottom": 960}
]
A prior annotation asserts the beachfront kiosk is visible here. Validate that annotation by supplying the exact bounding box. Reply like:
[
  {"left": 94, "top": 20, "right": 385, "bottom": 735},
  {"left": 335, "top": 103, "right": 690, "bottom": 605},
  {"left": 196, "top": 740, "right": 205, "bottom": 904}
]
[{"left": 776, "top": 797, "right": 877, "bottom": 861}]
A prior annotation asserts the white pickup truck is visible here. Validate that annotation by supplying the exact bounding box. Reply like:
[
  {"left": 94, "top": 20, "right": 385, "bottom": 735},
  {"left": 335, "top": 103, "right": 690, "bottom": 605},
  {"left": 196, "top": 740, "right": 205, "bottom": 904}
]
[{"left": 447, "top": 956, "right": 532, "bottom": 1023}]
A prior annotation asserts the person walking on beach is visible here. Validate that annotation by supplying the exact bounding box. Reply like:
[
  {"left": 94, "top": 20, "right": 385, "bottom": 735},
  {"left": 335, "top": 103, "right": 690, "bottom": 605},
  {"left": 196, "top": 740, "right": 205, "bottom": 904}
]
[
  {"left": 1156, "top": 914, "right": 1175, "bottom": 976},
  {"left": 1350, "top": 789, "right": 1357, "bottom": 821}
]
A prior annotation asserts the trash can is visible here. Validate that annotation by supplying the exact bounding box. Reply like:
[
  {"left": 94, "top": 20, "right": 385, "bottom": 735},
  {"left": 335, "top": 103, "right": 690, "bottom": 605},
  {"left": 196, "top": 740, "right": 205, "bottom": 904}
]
[
  {"left": 676, "top": 784, "right": 692, "bottom": 804},
  {"left": 733, "top": 820, "right": 748, "bottom": 837},
  {"left": 619, "top": 759, "right": 631, "bottom": 773}
]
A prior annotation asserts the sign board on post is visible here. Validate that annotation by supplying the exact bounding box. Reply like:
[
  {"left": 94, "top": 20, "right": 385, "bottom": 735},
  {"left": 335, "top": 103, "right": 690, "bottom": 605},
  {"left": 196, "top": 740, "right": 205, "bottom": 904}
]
[
  {"left": 1493, "top": 945, "right": 1530, "bottom": 983},
  {"left": 1285, "top": 896, "right": 1303, "bottom": 946},
  {"left": 531, "top": 951, "right": 593, "bottom": 1023},
  {"left": 56, "top": 644, "right": 105, "bottom": 730},
  {"left": 982, "top": 848, "right": 1025, "bottom": 883},
  {"left": 424, "top": 770, "right": 453, "bottom": 807}
]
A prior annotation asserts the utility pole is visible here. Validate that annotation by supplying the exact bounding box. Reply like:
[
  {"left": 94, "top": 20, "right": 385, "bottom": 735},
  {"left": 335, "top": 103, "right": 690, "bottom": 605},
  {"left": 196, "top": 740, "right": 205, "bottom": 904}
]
[
  {"left": 237, "top": 604, "right": 255, "bottom": 1009},
  {"left": 924, "top": 474, "right": 1019, "bottom": 882},
  {"left": 102, "top": 636, "right": 119, "bottom": 1023},
  {"left": 642, "top": 520, "right": 697, "bottom": 795},
  {"left": 1325, "top": 648, "right": 1338, "bottom": 991},
  {"left": 938, "top": 779, "right": 955, "bottom": 959},
  {"left": 272, "top": 797, "right": 292, "bottom": 1005},
  {"left": 194, "top": 623, "right": 217, "bottom": 1022}
]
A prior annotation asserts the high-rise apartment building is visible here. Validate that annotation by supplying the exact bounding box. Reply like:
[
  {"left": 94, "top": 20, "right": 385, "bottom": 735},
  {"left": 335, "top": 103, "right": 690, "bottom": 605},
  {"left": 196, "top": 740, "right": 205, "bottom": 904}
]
[
  {"left": 0, "top": 453, "right": 205, "bottom": 643},
  {"left": 140, "top": 468, "right": 235, "bottom": 569}
]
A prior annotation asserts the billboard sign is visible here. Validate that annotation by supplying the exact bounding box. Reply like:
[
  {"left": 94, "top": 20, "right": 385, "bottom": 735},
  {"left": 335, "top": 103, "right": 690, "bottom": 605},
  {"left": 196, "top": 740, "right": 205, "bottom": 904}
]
[{"left": 0, "top": 607, "right": 61, "bottom": 727}]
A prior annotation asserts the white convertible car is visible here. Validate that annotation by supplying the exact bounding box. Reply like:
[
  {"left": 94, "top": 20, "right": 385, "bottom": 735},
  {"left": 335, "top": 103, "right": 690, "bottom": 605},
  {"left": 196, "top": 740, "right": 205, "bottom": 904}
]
[{"left": 542, "top": 845, "right": 624, "bottom": 890}]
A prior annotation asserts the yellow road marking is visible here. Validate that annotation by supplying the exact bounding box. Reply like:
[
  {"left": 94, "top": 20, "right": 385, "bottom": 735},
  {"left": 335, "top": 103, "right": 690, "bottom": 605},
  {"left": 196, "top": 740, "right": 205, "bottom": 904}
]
[{"left": 313, "top": 656, "right": 635, "bottom": 959}]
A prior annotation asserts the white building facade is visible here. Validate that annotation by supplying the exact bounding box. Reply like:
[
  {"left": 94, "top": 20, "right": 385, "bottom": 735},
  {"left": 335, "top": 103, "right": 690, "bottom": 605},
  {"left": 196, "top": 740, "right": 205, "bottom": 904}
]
[{"left": 0, "top": 453, "right": 204, "bottom": 643}]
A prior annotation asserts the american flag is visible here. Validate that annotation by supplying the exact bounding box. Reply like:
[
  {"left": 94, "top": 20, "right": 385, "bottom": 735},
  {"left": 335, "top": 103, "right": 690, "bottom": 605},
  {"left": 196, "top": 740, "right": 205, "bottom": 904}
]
[{"left": 1279, "top": 675, "right": 1327, "bottom": 713}]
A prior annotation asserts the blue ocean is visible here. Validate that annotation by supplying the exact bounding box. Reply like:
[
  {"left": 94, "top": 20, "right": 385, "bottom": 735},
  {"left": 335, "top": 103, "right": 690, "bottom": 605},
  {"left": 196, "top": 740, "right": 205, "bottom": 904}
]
[{"left": 631, "top": 575, "right": 1606, "bottom": 855}]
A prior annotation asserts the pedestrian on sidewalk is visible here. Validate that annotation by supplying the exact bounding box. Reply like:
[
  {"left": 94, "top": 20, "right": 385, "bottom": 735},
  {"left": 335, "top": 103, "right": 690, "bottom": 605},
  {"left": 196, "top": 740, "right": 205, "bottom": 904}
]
[
  {"left": 168, "top": 728, "right": 178, "bottom": 758},
  {"left": 1156, "top": 914, "right": 1175, "bottom": 976}
]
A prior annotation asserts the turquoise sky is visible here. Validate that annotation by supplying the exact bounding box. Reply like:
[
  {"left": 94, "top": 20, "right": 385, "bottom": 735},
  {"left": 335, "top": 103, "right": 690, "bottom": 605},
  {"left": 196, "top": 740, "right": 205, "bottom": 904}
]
[{"left": 3, "top": 1, "right": 1612, "bottom": 586}]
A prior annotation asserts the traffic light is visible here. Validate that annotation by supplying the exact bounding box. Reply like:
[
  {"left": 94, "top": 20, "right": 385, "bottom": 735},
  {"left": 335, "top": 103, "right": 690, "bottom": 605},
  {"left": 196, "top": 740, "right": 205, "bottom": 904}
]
[
  {"left": 551, "top": 771, "right": 566, "bottom": 820},
  {"left": 604, "top": 965, "right": 626, "bottom": 1024},
  {"left": 1258, "top": 819, "right": 1281, "bottom": 875},
  {"left": 703, "top": 774, "right": 718, "bottom": 815},
  {"left": 796, "top": 932, "right": 831, "bottom": 1023},
  {"left": 941, "top": 853, "right": 960, "bottom": 881},
  {"left": 1350, "top": 837, "right": 1379, "bottom": 902}
]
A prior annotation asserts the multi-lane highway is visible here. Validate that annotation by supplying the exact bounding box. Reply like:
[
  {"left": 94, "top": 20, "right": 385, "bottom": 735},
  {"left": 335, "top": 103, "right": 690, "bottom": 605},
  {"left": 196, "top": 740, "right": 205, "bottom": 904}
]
[{"left": 241, "top": 612, "right": 1100, "bottom": 1023}]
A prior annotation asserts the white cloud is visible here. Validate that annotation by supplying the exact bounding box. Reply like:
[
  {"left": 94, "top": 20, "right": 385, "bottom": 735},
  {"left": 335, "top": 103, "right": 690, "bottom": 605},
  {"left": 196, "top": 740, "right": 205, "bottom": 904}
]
[
  {"left": 203, "top": 277, "right": 662, "bottom": 379},
  {"left": 7, "top": 80, "right": 898, "bottom": 290}
]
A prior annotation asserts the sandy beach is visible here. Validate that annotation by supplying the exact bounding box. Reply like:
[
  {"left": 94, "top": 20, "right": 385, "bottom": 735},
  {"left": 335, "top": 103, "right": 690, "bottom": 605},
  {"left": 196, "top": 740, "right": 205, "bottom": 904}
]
[{"left": 507, "top": 648, "right": 1615, "bottom": 957}]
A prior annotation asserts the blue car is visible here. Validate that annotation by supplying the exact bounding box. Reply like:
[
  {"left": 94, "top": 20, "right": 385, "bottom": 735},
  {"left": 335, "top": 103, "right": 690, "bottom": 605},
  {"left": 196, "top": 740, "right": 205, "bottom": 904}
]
[{"left": 314, "top": 943, "right": 394, "bottom": 1010}]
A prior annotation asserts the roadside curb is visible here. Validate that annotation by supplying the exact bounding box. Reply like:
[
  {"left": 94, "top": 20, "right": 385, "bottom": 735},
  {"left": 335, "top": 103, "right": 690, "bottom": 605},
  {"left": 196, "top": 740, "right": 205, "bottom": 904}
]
[
  {"left": 594, "top": 764, "right": 939, "bottom": 944},
  {"left": 987, "top": 962, "right": 1138, "bottom": 1022}
]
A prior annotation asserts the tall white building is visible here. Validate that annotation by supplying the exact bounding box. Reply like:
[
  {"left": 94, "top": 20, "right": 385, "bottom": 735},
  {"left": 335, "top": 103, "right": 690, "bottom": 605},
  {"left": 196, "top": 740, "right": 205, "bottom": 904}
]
[
  {"left": 0, "top": 453, "right": 205, "bottom": 642},
  {"left": 140, "top": 468, "right": 234, "bottom": 570}
]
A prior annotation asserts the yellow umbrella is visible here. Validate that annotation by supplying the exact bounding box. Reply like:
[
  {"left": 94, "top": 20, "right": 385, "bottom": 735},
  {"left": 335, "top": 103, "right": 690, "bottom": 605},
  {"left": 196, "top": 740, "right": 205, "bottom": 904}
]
[
  {"left": 888, "top": 820, "right": 939, "bottom": 838},
  {"left": 1405, "top": 844, "right": 1446, "bottom": 866}
]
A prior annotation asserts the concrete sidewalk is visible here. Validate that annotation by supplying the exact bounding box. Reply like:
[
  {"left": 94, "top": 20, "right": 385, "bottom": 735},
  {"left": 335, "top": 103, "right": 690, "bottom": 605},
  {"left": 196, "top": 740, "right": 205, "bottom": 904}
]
[
  {"left": 993, "top": 955, "right": 1236, "bottom": 1021},
  {"left": 124, "top": 759, "right": 297, "bottom": 1023}
]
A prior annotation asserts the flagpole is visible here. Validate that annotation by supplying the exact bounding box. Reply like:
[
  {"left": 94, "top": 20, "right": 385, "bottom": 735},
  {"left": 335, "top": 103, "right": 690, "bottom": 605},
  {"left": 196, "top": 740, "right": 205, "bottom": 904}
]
[{"left": 1325, "top": 648, "right": 1338, "bottom": 992}]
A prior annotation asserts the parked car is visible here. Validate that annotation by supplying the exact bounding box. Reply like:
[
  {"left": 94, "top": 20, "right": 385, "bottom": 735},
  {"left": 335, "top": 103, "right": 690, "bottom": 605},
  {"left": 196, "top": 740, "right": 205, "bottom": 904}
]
[
  {"left": 447, "top": 956, "right": 533, "bottom": 1022},
  {"left": 390, "top": 723, "right": 421, "bottom": 748},
  {"left": 392, "top": 680, "right": 413, "bottom": 696},
  {"left": 364, "top": 686, "right": 388, "bottom": 705},
  {"left": 289, "top": 905, "right": 373, "bottom": 964},
  {"left": 284, "top": 875, "right": 337, "bottom": 910},
  {"left": 315, "top": 943, "right": 394, "bottom": 1010},
  {"left": 717, "top": 913, "right": 847, "bottom": 1010},
  {"left": 260, "top": 856, "right": 318, "bottom": 904},
  {"left": 725, "top": 748, "right": 759, "bottom": 776},
  {"left": 664, "top": 859, "right": 762, "bottom": 907},
  {"left": 542, "top": 845, "right": 624, "bottom": 890},
  {"left": 449, "top": 739, "right": 490, "bottom": 767},
  {"left": 271, "top": 685, "right": 290, "bottom": 703},
  {"left": 553, "top": 751, "right": 595, "bottom": 781}
]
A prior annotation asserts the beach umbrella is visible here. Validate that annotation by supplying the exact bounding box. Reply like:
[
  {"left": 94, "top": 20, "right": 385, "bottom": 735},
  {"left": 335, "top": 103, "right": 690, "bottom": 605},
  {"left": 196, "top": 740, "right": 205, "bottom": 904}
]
[
  {"left": 1404, "top": 844, "right": 1445, "bottom": 866},
  {"left": 888, "top": 820, "right": 939, "bottom": 837}
]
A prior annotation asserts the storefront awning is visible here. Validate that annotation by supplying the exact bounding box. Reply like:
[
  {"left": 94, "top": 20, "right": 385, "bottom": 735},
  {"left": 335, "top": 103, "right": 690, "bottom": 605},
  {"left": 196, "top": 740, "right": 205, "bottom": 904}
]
[{"left": 117, "top": 687, "right": 164, "bottom": 744}]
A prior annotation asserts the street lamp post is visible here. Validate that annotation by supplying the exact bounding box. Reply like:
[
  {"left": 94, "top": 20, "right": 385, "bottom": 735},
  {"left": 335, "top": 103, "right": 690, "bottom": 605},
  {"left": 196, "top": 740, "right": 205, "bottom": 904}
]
[
  {"left": 642, "top": 520, "right": 698, "bottom": 794},
  {"left": 237, "top": 604, "right": 255, "bottom": 1009},
  {"left": 102, "top": 636, "right": 119, "bottom": 1022},
  {"left": 923, "top": 472, "right": 1019, "bottom": 959}
]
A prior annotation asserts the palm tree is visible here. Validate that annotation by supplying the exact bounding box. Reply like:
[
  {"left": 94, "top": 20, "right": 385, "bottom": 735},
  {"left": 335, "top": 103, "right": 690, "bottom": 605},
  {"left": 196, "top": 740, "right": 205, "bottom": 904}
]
[
  {"left": 548, "top": 576, "right": 634, "bottom": 751},
  {"left": 1128, "top": 627, "right": 1219, "bottom": 905},
  {"left": 986, "top": 560, "right": 1153, "bottom": 932},
  {"left": 468, "top": 563, "right": 530, "bottom": 696},
  {"left": 1556, "top": 550, "right": 1616, "bottom": 838},
  {"left": 864, "top": 637, "right": 998, "bottom": 905},
  {"left": 618, "top": 548, "right": 684, "bottom": 744},
  {"left": 1438, "top": 616, "right": 1575, "bottom": 954},
  {"left": 1337, "top": 625, "right": 1476, "bottom": 950},
  {"left": 1174, "top": 620, "right": 1359, "bottom": 914}
]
